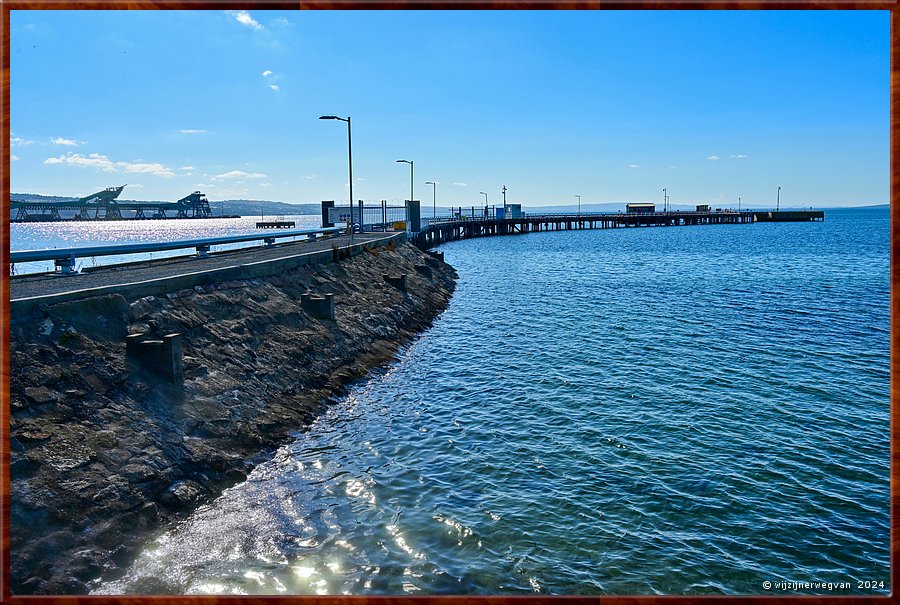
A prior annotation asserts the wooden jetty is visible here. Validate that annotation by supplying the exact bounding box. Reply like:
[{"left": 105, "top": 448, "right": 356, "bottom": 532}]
[
  {"left": 256, "top": 220, "right": 296, "bottom": 229},
  {"left": 412, "top": 209, "right": 824, "bottom": 249}
]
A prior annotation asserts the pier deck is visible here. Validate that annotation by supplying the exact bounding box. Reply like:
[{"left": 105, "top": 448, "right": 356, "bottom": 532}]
[{"left": 413, "top": 210, "right": 823, "bottom": 249}]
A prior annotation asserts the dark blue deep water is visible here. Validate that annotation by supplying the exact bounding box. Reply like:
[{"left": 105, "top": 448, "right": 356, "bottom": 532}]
[{"left": 97, "top": 207, "right": 890, "bottom": 596}]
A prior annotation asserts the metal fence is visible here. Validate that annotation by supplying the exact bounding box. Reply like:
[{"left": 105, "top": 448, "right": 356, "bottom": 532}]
[{"left": 10, "top": 226, "right": 343, "bottom": 276}]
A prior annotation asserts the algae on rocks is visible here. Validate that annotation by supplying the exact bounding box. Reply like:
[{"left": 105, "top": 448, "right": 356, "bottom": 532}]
[{"left": 8, "top": 241, "right": 457, "bottom": 594}]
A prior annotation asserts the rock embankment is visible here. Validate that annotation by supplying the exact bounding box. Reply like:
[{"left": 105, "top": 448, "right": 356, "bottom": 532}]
[{"left": 9, "top": 240, "right": 456, "bottom": 594}]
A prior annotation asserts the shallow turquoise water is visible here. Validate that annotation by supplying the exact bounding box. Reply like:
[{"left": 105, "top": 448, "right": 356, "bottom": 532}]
[{"left": 96, "top": 207, "right": 890, "bottom": 595}]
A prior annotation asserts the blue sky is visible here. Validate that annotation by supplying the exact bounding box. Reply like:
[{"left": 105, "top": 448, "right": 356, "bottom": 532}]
[{"left": 9, "top": 10, "right": 888, "bottom": 208}]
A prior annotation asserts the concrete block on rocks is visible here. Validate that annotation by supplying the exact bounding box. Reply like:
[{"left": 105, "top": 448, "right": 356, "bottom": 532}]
[
  {"left": 414, "top": 264, "right": 433, "bottom": 278},
  {"left": 383, "top": 274, "right": 408, "bottom": 292},
  {"left": 301, "top": 292, "right": 335, "bottom": 321},
  {"left": 126, "top": 333, "right": 184, "bottom": 383}
]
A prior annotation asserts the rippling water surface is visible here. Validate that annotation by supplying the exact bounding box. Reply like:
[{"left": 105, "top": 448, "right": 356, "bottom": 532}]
[{"left": 96, "top": 208, "right": 889, "bottom": 595}]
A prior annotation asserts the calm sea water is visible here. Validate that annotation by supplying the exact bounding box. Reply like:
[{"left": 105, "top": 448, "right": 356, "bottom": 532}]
[
  {"left": 88, "top": 207, "right": 888, "bottom": 595},
  {"left": 9, "top": 215, "right": 322, "bottom": 275}
]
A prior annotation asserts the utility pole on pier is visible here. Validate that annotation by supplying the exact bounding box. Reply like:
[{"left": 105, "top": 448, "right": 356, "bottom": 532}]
[
  {"left": 777, "top": 186, "right": 781, "bottom": 211},
  {"left": 738, "top": 196, "right": 741, "bottom": 212},
  {"left": 576, "top": 194, "right": 581, "bottom": 216},
  {"left": 662, "top": 188, "right": 667, "bottom": 213},
  {"left": 502, "top": 185, "right": 507, "bottom": 208}
]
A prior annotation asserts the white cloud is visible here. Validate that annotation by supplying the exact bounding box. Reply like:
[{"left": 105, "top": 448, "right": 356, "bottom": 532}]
[
  {"left": 706, "top": 155, "right": 720, "bottom": 161},
  {"left": 271, "top": 17, "right": 292, "bottom": 27},
  {"left": 453, "top": 182, "right": 468, "bottom": 187},
  {"left": 52, "top": 137, "right": 78, "bottom": 146},
  {"left": 180, "top": 166, "right": 195, "bottom": 171},
  {"left": 669, "top": 165, "right": 679, "bottom": 169},
  {"left": 179, "top": 129, "right": 207, "bottom": 134},
  {"left": 43, "top": 152, "right": 175, "bottom": 177},
  {"left": 11, "top": 154, "right": 19, "bottom": 161},
  {"left": 302, "top": 175, "right": 315, "bottom": 180},
  {"left": 129, "top": 183, "right": 145, "bottom": 188},
  {"left": 227, "top": 10, "right": 262, "bottom": 30},
  {"left": 730, "top": 154, "right": 749, "bottom": 159},
  {"left": 262, "top": 70, "right": 273, "bottom": 77},
  {"left": 269, "top": 85, "right": 280, "bottom": 91},
  {"left": 10, "top": 135, "right": 32, "bottom": 147},
  {"left": 628, "top": 164, "right": 639, "bottom": 169},
  {"left": 212, "top": 170, "right": 268, "bottom": 180},
  {"left": 259, "top": 182, "right": 273, "bottom": 188}
]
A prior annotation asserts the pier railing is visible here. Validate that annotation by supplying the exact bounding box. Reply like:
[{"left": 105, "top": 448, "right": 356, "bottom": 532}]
[{"left": 10, "top": 226, "right": 343, "bottom": 275}]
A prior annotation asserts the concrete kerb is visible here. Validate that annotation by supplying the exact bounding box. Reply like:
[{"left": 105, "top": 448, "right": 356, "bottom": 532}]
[{"left": 10, "top": 232, "right": 406, "bottom": 318}]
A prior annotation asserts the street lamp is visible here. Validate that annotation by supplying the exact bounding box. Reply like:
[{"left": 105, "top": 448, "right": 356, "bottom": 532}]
[
  {"left": 738, "top": 196, "right": 741, "bottom": 212},
  {"left": 576, "top": 194, "right": 581, "bottom": 216},
  {"left": 425, "top": 181, "right": 436, "bottom": 219},
  {"left": 319, "top": 115, "right": 355, "bottom": 232},
  {"left": 480, "top": 191, "right": 488, "bottom": 206},
  {"left": 777, "top": 186, "right": 781, "bottom": 211},
  {"left": 662, "top": 188, "right": 667, "bottom": 213},
  {"left": 397, "top": 160, "right": 413, "bottom": 207}
]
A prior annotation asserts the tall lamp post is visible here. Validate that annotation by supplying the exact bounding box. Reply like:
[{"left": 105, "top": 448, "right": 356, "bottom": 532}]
[
  {"left": 738, "top": 196, "right": 741, "bottom": 212},
  {"left": 425, "top": 180, "right": 436, "bottom": 219},
  {"left": 662, "top": 188, "right": 667, "bottom": 213},
  {"left": 397, "top": 159, "right": 414, "bottom": 207},
  {"left": 319, "top": 115, "right": 355, "bottom": 231},
  {"left": 777, "top": 186, "right": 781, "bottom": 211},
  {"left": 576, "top": 194, "right": 581, "bottom": 216},
  {"left": 480, "top": 191, "right": 488, "bottom": 207}
]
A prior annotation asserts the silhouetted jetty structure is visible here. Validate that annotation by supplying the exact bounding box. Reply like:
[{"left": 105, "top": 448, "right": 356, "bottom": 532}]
[
  {"left": 257, "top": 220, "right": 296, "bottom": 229},
  {"left": 10, "top": 187, "right": 237, "bottom": 222}
]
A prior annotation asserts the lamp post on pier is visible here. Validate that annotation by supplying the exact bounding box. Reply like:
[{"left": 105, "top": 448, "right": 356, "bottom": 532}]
[
  {"left": 319, "top": 114, "right": 355, "bottom": 232},
  {"left": 662, "top": 188, "right": 667, "bottom": 213},
  {"left": 777, "top": 186, "right": 781, "bottom": 211},
  {"left": 397, "top": 159, "right": 414, "bottom": 208},
  {"left": 576, "top": 194, "right": 581, "bottom": 216},
  {"left": 425, "top": 181, "right": 436, "bottom": 220}
]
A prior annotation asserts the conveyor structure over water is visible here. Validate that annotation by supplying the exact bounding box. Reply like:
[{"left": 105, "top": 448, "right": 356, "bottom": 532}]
[{"left": 11, "top": 186, "right": 215, "bottom": 222}]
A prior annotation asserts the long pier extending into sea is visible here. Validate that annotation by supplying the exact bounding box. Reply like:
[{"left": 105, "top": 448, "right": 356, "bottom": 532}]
[{"left": 411, "top": 209, "right": 824, "bottom": 249}]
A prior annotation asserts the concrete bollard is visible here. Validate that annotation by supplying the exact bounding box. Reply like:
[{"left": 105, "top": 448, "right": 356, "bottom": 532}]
[
  {"left": 383, "top": 274, "right": 408, "bottom": 292},
  {"left": 301, "top": 292, "right": 335, "bottom": 320},
  {"left": 126, "top": 332, "right": 184, "bottom": 383}
]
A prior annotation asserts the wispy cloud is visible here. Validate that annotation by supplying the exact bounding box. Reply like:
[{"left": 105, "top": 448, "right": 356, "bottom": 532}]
[
  {"left": 180, "top": 166, "right": 195, "bottom": 171},
  {"left": 52, "top": 137, "right": 78, "bottom": 146},
  {"left": 179, "top": 129, "right": 207, "bottom": 134},
  {"left": 269, "top": 85, "right": 280, "bottom": 92},
  {"left": 259, "top": 182, "right": 273, "bottom": 188},
  {"left": 669, "top": 165, "right": 679, "bottom": 169},
  {"left": 271, "top": 17, "right": 292, "bottom": 27},
  {"left": 262, "top": 69, "right": 273, "bottom": 77},
  {"left": 129, "top": 183, "right": 145, "bottom": 188},
  {"left": 706, "top": 155, "right": 720, "bottom": 161},
  {"left": 729, "top": 154, "right": 749, "bottom": 159},
  {"left": 453, "top": 182, "right": 468, "bottom": 187},
  {"left": 11, "top": 154, "right": 19, "bottom": 161},
  {"left": 43, "top": 152, "right": 175, "bottom": 177},
  {"left": 302, "top": 175, "right": 315, "bottom": 180},
  {"left": 628, "top": 164, "right": 639, "bottom": 169},
  {"left": 10, "top": 135, "right": 32, "bottom": 147},
  {"left": 226, "top": 10, "right": 262, "bottom": 31},
  {"left": 212, "top": 170, "right": 268, "bottom": 180}
]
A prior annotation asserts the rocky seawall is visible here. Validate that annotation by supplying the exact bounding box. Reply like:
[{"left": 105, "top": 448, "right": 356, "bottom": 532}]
[{"left": 8, "top": 239, "right": 457, "bottom": 594}]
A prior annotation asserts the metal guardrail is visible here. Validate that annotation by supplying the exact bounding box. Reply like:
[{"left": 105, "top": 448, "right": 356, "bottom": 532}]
[{"left": 10, "top": 226, "right": 344, "bottom": 274}]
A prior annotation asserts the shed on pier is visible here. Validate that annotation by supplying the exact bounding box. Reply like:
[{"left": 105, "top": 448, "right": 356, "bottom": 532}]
[
  {"left": 626, "top": 203, "right": 656, "bottom": 214},
  {"left": 696, "top": 204, "right": 711, "bottom": 212}
]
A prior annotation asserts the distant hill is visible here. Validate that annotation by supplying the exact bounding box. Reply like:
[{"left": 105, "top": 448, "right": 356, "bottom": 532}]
[{"left": 10, "top": 193, "right": 321, "bottom": 217}]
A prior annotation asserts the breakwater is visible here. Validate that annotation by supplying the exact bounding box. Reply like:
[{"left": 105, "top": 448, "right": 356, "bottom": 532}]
[{"left": 8, "top": 236, "right": 457, "bottom": 594}]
